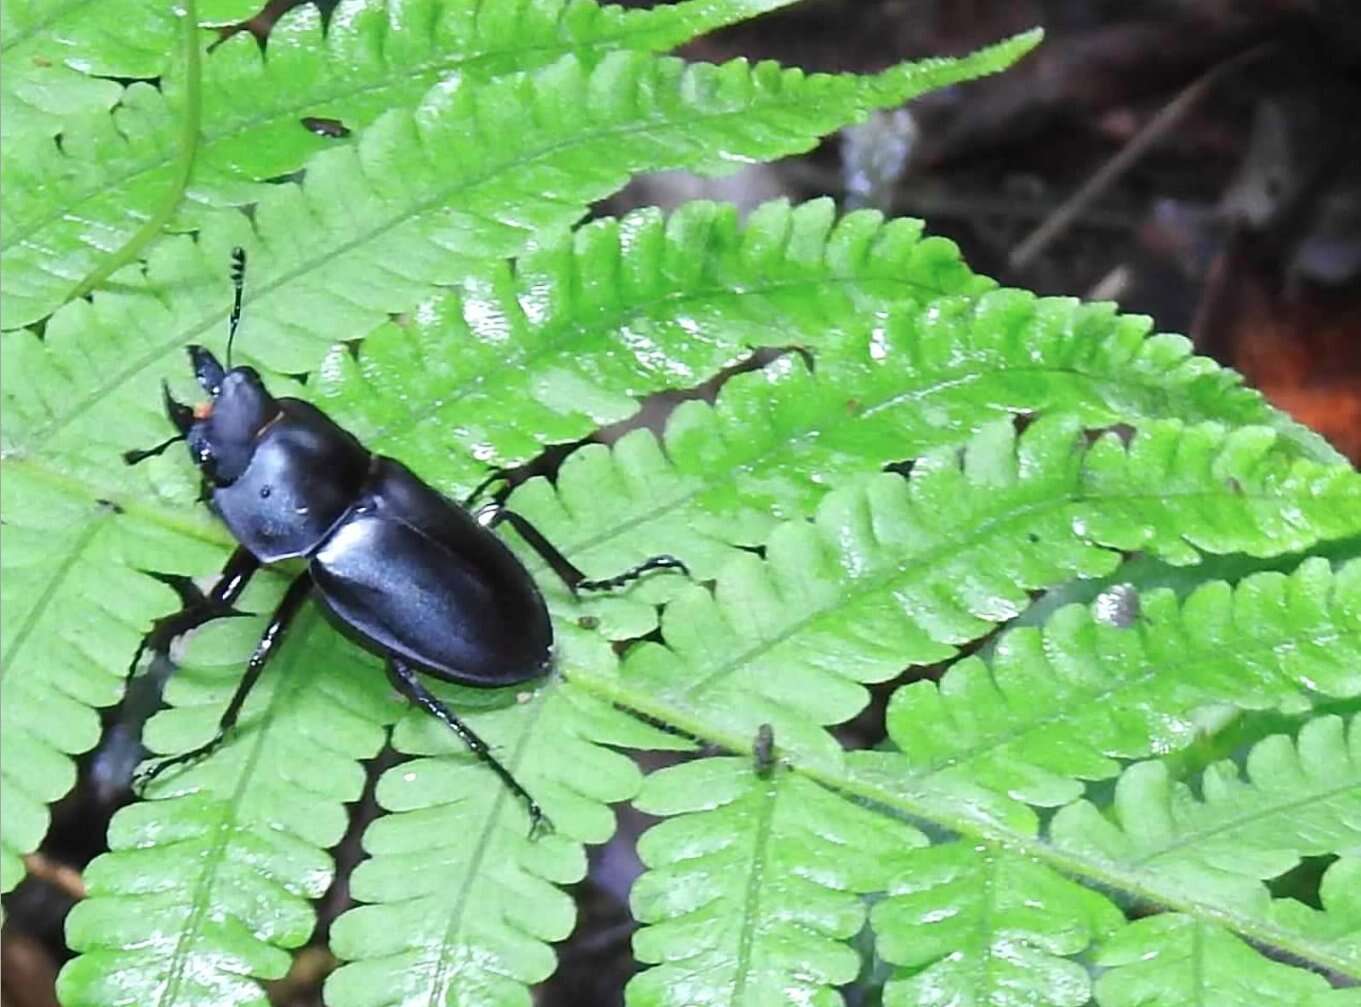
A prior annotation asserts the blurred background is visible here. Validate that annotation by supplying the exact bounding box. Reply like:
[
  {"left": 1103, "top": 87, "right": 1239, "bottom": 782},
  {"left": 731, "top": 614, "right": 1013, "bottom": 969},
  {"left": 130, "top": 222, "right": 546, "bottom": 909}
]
[{"left": 4, "top": 2, "right": 1359, "bottom": 1004}]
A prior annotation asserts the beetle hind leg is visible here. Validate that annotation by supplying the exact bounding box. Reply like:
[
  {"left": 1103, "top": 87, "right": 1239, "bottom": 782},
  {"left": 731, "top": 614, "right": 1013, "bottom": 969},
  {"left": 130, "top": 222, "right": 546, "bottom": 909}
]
[{"left": 386, "top": 659, "right": 552, "bottom": 838}]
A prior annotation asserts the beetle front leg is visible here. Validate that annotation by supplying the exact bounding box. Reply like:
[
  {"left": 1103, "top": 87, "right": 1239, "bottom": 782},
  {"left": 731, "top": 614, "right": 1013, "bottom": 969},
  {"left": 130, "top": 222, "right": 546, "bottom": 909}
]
[
  {"left": 475, "top": 504, "right": 690, "bottom": 596},
  {"left": 123, "top": 381, "right": 195, "bottom": 465},
  {"left": 134, "top": 572, "right": 312, "bottom": 792},
  {"left": 386, "top": 658, "right": 551, "bottom": 838}
]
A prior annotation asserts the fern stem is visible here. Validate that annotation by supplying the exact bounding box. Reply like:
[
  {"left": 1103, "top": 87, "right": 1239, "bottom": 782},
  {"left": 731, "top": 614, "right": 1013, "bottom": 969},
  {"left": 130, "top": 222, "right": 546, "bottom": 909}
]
[
  {"left": 562, "top": 672, "right": 1361, "bottom": 980},
  {"left": 65, "top": 0, "right": 203, "bottom": 304}
]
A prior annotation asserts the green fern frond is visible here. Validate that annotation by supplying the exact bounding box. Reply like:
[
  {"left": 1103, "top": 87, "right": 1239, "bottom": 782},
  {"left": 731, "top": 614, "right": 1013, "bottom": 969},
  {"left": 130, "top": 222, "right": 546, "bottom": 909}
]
[
  {"left": 311, "top": 197, "right": 992, "bottom": 491},
  {"left": 310, "top": 199, "right": 1336, "bottom": 580},
  {"left": 2, "top": 38, "right": 1038, "bottom": 907},
  {"left": 884, "top": 558, "right": 1361, "bottom": 807},
  {"left": 5, "top": 41, "right": 1038, "bottom": 469},
  {"left": 628, "top": 755, "right": 926, "bottom": 1006},
  {"left": 0, "top": 466, "right": 223, "bottom": 892},
  {"left": 871, "top": 842, "right": 1124, "bottom": 1007},
  {"left": 589, "top": 599, "right": 1360, "bottom": 991},
  {"left": 58, "top": 588, "right": 393, "bottom": 1007},
  {"left": 6, "top": 7, "right": 1359, "bottom": 1002},
  {"left": 306, "top": 394, "right": 1359, "bottom": 1007},
  {"left": 558, "top": 422, "right": 1359, "bottom": 986},
  {"left": 1051, "top": 714, "right": 1361, "bottom": 970},
  {"left": 1, "top": 0, "right": 809, "bottom": 326},
  {"left": 567, "top": 418, "right": 1360, "bottom": 774}
]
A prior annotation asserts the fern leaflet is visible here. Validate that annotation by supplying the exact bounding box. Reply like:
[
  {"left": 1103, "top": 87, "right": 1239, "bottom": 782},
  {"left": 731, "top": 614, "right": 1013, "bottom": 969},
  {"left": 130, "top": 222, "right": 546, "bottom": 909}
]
[{"left": 1, "top": 0, "right": 809, "bottom": 326}]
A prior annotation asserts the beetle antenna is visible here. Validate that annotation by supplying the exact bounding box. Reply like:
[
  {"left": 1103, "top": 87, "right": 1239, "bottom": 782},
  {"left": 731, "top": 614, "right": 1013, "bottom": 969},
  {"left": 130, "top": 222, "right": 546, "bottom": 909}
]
[{"left": 225, "top": 247, "right": 246, "bottom": 369}]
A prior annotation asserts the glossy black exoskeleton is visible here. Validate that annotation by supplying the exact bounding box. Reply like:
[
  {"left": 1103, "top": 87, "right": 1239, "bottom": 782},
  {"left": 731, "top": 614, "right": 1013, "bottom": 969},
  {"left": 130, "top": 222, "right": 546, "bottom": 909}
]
[{"left": 123, "top": 249, "right": 688, "bottom": 832}]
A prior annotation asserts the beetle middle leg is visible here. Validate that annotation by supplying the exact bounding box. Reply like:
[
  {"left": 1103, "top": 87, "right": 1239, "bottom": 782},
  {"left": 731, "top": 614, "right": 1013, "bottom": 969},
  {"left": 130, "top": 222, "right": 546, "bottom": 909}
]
[
  {"left": 474, "top": 504, "right": 689, "bottom": 596},
  {"left": 126, "top": 546, "right": 260, "bottom": 687},
  {"left": 386, "top": 658, "right": 551, "bottom": 837},
  {"left": 134, "top": 572, "right": 312, "bottom": 791}
]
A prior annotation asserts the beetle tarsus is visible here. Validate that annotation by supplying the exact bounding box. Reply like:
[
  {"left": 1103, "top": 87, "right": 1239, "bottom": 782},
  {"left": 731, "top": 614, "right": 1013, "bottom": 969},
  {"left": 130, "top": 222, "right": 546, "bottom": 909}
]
[
  {"left": 132, "top": 737, "right": 228, "bottom": 794},
  {"left": 479, "top": 505, "right": 691, "bottom": 597},
  {"left": 577, "top": 555, "right": 690, "bottom": 593},
  {"left": 123, "top": 435, "right": 186, "bottom": 466}
]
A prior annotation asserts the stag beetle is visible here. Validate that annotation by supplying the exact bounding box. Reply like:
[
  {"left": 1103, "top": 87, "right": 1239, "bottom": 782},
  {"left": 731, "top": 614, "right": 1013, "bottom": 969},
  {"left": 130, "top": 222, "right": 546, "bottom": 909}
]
[{"left": 123, "top": 249, "right": 688, "bottom": 832}]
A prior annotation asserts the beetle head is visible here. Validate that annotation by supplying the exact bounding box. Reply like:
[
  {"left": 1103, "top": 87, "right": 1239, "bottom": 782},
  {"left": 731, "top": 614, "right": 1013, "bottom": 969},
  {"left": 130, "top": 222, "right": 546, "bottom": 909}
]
[{"left": 180, "top": 345, "right": 280, "bottom": 484}]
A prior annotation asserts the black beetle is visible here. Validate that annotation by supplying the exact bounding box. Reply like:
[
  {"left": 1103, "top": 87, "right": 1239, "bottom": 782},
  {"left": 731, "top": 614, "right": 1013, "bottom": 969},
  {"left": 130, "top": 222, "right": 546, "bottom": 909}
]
[{"left": 123, "top": 249, "right": 688, "bottom": 832}]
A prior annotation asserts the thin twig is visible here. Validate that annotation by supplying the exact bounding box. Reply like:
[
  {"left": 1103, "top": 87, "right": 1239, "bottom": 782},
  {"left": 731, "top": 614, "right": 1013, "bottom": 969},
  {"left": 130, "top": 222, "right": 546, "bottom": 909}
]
[
  {"left": 22, "top": 852, "right": 86, "bottom": 900},
  {"left": 1008, "top": 43, "right": 1272, "bottom": 273}
]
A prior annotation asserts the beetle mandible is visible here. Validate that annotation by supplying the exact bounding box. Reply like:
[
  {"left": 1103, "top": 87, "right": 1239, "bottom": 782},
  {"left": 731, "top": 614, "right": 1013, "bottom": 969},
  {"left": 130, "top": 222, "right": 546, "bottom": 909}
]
[{"left": 123, "top": 248, "right": 689, "bottom": 833}]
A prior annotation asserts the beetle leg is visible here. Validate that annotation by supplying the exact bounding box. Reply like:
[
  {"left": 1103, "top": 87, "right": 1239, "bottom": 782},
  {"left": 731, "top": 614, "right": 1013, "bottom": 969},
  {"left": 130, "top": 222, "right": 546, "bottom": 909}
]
[
  {"left": 126, "top": 547, "right": 260, "bottom": 687},
  {"left": 386, "top": 658, "right": 552, "bottom": 838},
  {"left": 475, "top": 505, "right": 590, "bottom": 594},
  {"left": 123, "top": 381, "right": 195, "bottom": 465},
  {"left": 133, "top": 571, "right": 311, "bottom": 793},
  {"left": 123, "top": 435, "right": 184, "bottom": 466},
  {"left": 461, "top": 468, "right": 512, "bottom": 509},
  {"left": 478, "top": 504, "right": 690, "bottom": 597},
  {"left": 576, "top": 554, "right": 690, "bottom": 593}
]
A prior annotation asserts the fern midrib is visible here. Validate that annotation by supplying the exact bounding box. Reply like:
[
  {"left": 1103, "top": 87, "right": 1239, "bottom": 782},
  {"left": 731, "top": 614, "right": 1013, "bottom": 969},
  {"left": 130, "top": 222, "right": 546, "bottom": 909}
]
[
  {"left": 561, "top": 670, "right": 1361, "bottom": 979},
  {"left": 730, "top": 770, "right": 779, "bottom": 1004},
  {"left": 22, "top": 86, "right": 884, "bottom": 449},
  {"left": 1192, "top": 919, "right": 1207, "bottom": 1004},
  {"left": 0, "top": 509, "right": 110, "bottom": 672},
  {"left": 2, "top": 13, "right": 727, "bottom": 250},
  {"left": 420, "top": 680, "right": 552, "bottom": 1007},
  {"left": 66, "top": 0, "right": 202, "bottom": 303},
  {"left": 974, "top": 847, "right": 999, "bottom": 997},
  {"left": 156, "top": 610, "right": 321, "bottom": 1007},
  {"left": 1130, "top": 776, "right": 1361, "bottom": 868}
]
